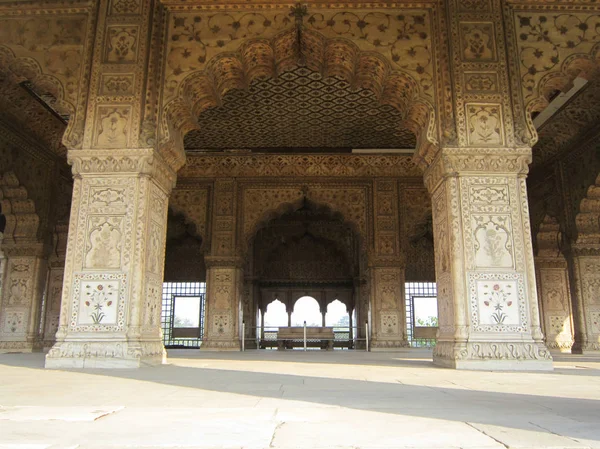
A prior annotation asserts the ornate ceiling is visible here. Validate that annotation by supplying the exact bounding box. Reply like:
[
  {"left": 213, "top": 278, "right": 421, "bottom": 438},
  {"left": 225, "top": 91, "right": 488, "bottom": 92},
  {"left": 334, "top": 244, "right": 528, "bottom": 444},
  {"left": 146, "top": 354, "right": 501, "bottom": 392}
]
[
  {"left": 533, "top": 80, "right": 600, "bottom": 167},
  {"left": 183, "top": 66, "right": 416, "bottom": 153}
]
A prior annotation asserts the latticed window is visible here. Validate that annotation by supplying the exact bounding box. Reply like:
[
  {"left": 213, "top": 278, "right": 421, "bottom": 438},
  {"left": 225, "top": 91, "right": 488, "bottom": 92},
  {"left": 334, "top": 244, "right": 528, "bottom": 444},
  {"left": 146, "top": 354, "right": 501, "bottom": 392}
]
[{"left": 161, "top": 282, "right": 206, "bottom": 348}]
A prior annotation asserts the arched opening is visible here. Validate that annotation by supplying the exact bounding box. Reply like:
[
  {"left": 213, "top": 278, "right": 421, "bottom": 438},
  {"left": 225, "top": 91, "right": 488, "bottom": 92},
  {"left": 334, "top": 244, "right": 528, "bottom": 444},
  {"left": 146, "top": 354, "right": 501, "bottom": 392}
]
[
  {"left": 250, "top": 199, "right": 362, "bottom": 350},
  {"left": 161, "top": 209, "right": 207, "bottom": 349},
  {"left": 264, "top": 299, "right": 287, "bottom": 328},
  {"left": 292, "top": 296, "right": 321, "bottom": 326}
]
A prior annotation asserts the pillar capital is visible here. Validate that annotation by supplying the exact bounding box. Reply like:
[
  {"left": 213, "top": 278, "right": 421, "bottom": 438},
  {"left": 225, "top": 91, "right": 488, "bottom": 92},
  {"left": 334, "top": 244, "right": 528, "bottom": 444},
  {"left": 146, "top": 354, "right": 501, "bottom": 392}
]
[
  {"left": 424, "top": 147, "right": 532, "bottom": 194},
  {"left": 67, "top": 148, "right": 177, "bottom": 193}
]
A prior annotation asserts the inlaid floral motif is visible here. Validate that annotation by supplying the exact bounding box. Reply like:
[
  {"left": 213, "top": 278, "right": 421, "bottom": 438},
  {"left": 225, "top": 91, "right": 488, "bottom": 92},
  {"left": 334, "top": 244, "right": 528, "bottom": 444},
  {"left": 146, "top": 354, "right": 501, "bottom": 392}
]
[
  {"left": 481, "top": 283, "right": 514, "bottom": 324},
  {"left": 83, "top": 283, "right": 115, "bottom": 324}
]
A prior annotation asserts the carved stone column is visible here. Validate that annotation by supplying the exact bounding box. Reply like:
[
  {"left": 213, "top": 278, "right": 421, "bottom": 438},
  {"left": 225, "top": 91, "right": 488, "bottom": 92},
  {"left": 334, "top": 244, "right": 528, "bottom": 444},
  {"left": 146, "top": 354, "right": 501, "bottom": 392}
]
[
  {"left": 42, "top": 224, "right": 69, "bottom": 348},
  {"left": 201, "top": 179, "right": 242, "bottom": 350},
  {"left": 534, "top": 217, "right": 574, "bottom": 352},
  {"left": 45, "top": 149, "right": 176, "bottom": 368},
  {"left": 202, "top": 256, "right": 243, "bottom": 350},
  {"left": 569, "top": 178, "right": 600, "bottom": 352},
  {"left": 369, "top": 261, "right": 408, "bottom": 350},
  {"left": 0, "top": 173, "right": 47, "bottom": 353},
  {"left": 570, "top": 248, "right": 600, "bottom": 352},
  {"left": 0, "top": 243, "right": 47, "bottom": 352},
  {"left": 425, "top": 148, "right": 552, "bottom": 370}
]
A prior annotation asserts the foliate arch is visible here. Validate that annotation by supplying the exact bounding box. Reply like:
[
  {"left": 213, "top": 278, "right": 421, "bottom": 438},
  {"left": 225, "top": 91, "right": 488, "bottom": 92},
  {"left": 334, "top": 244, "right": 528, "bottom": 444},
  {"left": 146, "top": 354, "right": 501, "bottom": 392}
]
[
  {"left": 0, "top": 172, "right": 39, "bottom": 245},
  {"left": 242, "top": 185, "right": 368, "bottom": 256},
  {"left": 161, "top": 27, "right": 437, "bottom": 158},
  {"left": 512, "top": 10, "right": 600, "bottom": 143},
  {"left": 575, "top": 173, "right": 600, "bottom": 245}
]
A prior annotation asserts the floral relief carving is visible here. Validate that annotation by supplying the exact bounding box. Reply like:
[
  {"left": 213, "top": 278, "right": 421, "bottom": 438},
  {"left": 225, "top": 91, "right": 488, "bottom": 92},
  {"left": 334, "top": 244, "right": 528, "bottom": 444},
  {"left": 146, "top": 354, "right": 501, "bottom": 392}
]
[
  {"left": 3, "top": 311, "right": 25, "bottom": 334},
  {"left": 105, "top": 26, "right": 139, "bottom": 63},
  {"left": 110, "top": 0, "right": 141, "bottom": 15},
  {"left": 179, "top": 154, "right": 422, "bottom": 179},
  {"left": 381, "top": 313, "right": 398, "bottom": 335},
  {"left": 84, "top": 216, "right": 124, "bottom": 269},
  {"left": 99, "top": 74, "right": 135, "bottom": 96},
  {"left": 515, "top": 12, "right": 600, "bottom": 105},
  {"left": 464, "top": 72, "right": 498, "bottom": 93},
  {"left": 213, "top": 314, "right": 230, "bottom": 335},
  {"left": 466, "top": 104, "right": 504, "bottom": 146},
  {"left": 90, "top": 187, "right": 126, "bottom": 207},
  {"left": 460, "top": 22, "right": 497, "bottom": 61},
  {"left": 0, "top": 15, "right": 87, "bottom": 108},
  {"left": 470, "top": 186, "right": 509, "bottom": 205},
  {"left": 472, "top": 215, "right": 514, "bottom": 269},
  {"left": 93, "top": 107, "right": 131, "bottom": 148},
  {"left": 147, "top": 222, "right": 162, "bottom": 275},
  {"left": 8, "top": 278, "right": 28, "bottom": 305}
]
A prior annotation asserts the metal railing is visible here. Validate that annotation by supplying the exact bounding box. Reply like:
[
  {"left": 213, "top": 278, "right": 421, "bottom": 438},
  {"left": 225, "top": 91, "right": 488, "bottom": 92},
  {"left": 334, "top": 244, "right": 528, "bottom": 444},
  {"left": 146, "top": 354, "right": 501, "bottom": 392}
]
[{"left": 243, "top": 324, "right": 370, "bottom": 351}]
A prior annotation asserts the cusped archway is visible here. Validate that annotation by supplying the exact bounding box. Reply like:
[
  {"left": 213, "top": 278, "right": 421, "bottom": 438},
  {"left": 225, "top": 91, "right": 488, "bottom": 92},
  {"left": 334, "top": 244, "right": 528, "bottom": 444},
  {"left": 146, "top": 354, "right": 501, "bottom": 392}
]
[{"left": 161, "top": 22, "right": 438, "bottom": 162}]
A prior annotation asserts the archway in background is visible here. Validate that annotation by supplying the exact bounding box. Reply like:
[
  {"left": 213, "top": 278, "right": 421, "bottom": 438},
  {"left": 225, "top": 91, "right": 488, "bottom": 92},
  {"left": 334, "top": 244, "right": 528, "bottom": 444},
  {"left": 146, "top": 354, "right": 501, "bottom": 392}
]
[{"left": 291, "top": 296, "right": 321, "bottom": 327}]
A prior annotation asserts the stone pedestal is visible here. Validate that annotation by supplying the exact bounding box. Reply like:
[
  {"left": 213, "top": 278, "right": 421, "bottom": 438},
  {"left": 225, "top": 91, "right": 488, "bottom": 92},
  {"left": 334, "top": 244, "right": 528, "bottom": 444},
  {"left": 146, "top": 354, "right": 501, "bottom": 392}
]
[
  {"left": 45, "top": 149, "right": 175, "bottom": 369},
  {"left": 425, "top": 148, "right": 552, "bottom": 371},
  {"left": 369, "top": 265, "right": 409, "bottom": 350},
  {"left": 201, "top": 257, "right": 243, "bottom": 351}
]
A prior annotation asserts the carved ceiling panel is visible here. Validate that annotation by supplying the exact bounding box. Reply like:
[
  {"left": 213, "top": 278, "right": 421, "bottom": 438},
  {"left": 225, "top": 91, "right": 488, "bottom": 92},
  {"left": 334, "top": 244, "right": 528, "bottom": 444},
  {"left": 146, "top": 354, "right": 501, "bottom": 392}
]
[
  {"left": 533, "top": 80, "right": 600, "bottom": 166},
  {"left": 184, "top": 67, "right": 416, "bottom": 152}
]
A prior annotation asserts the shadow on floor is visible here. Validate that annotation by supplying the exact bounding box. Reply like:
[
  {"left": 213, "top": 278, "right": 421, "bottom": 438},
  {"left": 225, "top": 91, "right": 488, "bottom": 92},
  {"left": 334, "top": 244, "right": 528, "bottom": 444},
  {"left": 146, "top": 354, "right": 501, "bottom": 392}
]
[{"left": 1, "top": 351, "right": 599, "bottom": 443}]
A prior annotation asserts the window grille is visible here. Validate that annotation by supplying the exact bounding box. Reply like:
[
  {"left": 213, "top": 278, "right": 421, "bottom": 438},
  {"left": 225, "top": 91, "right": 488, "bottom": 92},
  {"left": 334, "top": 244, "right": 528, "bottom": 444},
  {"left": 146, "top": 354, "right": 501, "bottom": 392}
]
[
  {"left": 161, "top": 282, "right": 206, "bottom": 348},
  {"left": 405, "top": 282, "right": 437, "bottom": 347}
]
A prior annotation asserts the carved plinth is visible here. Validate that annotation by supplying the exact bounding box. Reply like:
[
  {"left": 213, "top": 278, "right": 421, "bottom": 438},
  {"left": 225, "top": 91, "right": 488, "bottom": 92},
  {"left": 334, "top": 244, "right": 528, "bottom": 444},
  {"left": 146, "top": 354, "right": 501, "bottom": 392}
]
[
  {"left": 434, "top": 340, "right": 553, "bottom": 371},
  {"left": 45, "top": 149, "right": 176, "bottom": 369},
  {"left": 45, "top": 340, "right": 166, "bottom": 369},
  {"left": 425, "top": 148, "right": 552, "bottom": 371}
]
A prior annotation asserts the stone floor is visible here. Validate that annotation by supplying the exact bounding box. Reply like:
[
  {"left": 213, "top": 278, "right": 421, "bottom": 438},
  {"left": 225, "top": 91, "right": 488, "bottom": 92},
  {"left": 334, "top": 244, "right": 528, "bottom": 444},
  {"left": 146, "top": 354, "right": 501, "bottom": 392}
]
[{"left": 0, "top": 349, "right": 599, "bottom": 449}]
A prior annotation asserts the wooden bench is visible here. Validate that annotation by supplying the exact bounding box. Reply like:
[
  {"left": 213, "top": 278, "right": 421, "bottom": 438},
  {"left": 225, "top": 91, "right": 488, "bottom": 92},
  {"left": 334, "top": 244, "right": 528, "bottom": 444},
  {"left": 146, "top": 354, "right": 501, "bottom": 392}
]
[{"left": 277, "top": 327, "right": 335, "bottom": 350}]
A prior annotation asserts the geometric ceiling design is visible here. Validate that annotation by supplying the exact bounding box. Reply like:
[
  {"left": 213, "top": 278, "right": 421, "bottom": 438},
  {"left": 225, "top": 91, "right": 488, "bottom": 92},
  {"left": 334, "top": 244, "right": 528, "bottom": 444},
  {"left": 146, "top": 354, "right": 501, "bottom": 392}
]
[
  {"left": 184, "top": 66, "right": 416, "bottom": 153},
  {"left": 533, "top": 80, "right": 600, "bottom": 167}
]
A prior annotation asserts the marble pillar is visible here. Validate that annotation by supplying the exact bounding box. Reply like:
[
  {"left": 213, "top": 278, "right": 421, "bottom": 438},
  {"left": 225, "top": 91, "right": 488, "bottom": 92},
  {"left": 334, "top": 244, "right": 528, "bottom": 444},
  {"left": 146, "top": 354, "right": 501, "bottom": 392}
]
[
  {"left": 425, "top": 148, "right": 552, "bottom": 370},
  {"left": 45, "top": 149, "right": 175, "bottom": 368}
]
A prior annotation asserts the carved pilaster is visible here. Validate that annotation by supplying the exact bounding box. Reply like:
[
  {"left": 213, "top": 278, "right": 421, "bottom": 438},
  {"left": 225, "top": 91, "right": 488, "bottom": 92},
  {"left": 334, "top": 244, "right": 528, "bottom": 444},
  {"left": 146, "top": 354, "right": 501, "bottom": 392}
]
[
  {"left": 42, "top": 224, "right": 69, "bottom": 348},
  {"left": 534, "top": 217, "right": 574, "bottom": 352},
  {"left": 424, "top": 147, "right": 552, "bottom": 370},
  {"left": 45, "top": 149, "right": 175, "bottom": 368},
  {"left": 202, "top": 255, "right": 243, "bottom": 351},
  {"left": 368, "top": 262, "right": 408, "bottom": 350},
  {"left": 0, "top": 172, "right": 46, "bottom": 353}
]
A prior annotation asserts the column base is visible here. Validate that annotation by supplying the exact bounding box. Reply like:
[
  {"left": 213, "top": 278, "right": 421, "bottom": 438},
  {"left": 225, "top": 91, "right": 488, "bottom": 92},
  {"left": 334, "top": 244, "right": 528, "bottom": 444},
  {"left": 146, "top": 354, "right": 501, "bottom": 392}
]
[
  {"left": 45, "top": 340, "right": 166, "bottom": 369},
  {"left": 546, "top": 339, "right": 575, "bottom": 353},
  {"left": 200, "top": 340, "right": 241, "bottom": 351},
  {"left": 433, "top": 340, "right": 554, "bottom": 371},
  {"left": 0, "top": 339, "right": 43, "bottom": 353},
  {"left": 370, "top": 339, "right": 410, "bottom": 351}
]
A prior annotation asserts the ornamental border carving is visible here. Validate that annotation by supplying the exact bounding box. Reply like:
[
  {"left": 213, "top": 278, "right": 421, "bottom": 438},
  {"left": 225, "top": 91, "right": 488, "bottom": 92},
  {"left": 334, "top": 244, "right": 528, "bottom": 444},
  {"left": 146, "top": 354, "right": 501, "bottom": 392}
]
[{"left": 178, "top": 154, "right": 423, "bottom": 179}]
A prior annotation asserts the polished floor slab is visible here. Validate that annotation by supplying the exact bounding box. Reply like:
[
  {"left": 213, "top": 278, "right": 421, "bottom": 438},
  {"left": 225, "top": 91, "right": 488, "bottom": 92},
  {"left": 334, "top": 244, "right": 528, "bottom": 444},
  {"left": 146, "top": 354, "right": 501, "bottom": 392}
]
[{"left": 0, "top": 349, "right": 599, "bottom": 449}]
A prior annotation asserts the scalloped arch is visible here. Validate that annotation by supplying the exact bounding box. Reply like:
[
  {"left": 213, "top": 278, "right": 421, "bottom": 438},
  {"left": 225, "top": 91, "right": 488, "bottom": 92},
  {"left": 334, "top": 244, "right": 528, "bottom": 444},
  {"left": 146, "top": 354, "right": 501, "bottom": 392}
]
[
  {"left": 526, "top": 43, "right": 600, "bottom": 143},
  {"left": 575, "top": 172, "right": 600, "bottom": 244},
  {"left": 161, "top": 28, "right": 437, "bottom": 159},
  {"left": 0, "top": 171, "right": 40, "bottom": 244}
]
